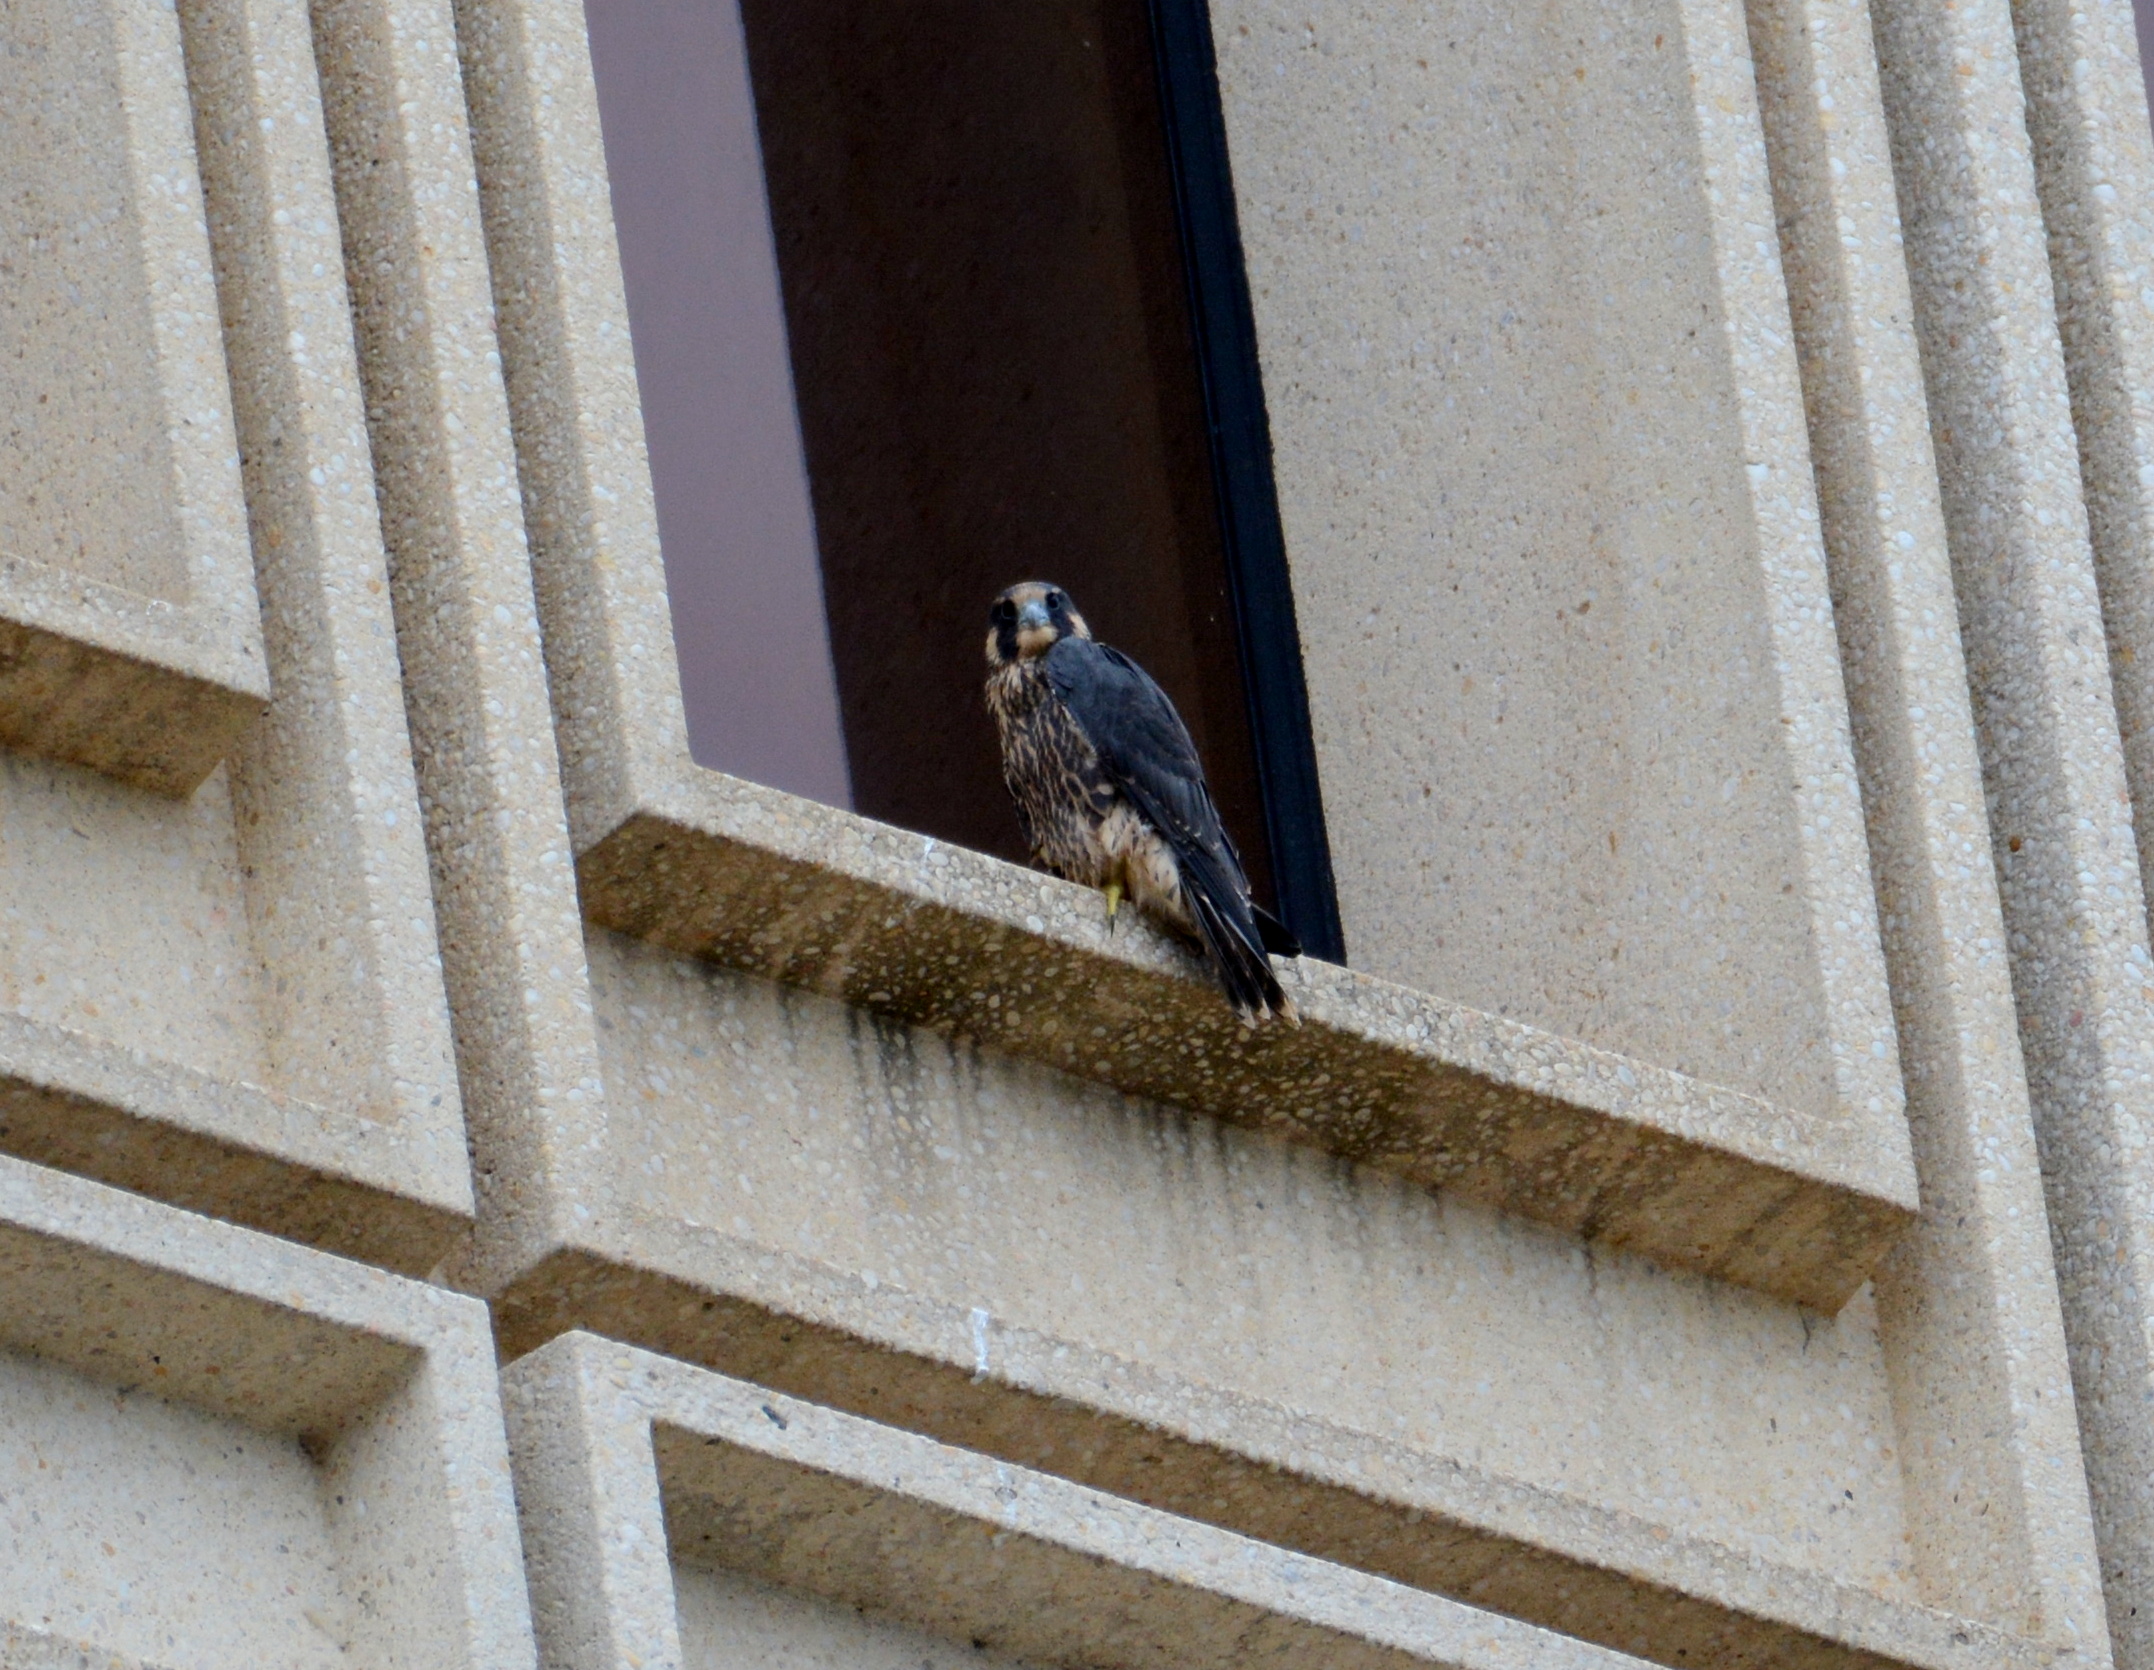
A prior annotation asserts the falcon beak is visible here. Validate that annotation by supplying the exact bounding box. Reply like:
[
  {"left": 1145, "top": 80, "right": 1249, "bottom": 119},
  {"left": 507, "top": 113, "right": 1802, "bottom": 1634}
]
[{"left": 1017, "top": 597, "right": 1052, "bottom": 631}]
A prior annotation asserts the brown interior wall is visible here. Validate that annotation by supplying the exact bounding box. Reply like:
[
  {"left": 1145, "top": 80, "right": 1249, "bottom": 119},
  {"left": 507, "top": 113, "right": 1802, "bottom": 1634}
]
[{"left": 737, "top": 0, "right": 1277, "bottom": 896}]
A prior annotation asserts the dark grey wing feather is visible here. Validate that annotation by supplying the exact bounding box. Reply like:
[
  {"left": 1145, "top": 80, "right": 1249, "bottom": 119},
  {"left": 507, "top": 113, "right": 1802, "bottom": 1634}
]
[{"left": 1044, "top": 638, "right": 1288, "bottom": 1016}]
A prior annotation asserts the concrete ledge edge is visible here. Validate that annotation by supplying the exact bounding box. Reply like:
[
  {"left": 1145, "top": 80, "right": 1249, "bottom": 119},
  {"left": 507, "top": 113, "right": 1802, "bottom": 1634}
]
[{"left": 576, "top": 769, "right": 1917, "bottom": 1309}]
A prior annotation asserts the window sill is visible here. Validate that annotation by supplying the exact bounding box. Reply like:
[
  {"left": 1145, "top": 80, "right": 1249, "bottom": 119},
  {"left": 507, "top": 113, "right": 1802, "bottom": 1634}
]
[{"left": 576, "top": 768, "right": 1916, "bottom": 1312}]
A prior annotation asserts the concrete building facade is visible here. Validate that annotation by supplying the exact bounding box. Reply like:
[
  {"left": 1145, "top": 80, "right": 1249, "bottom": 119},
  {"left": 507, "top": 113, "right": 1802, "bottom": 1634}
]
[{"left": 3, "top": 0, "right": 2154, "bottom": 1665}]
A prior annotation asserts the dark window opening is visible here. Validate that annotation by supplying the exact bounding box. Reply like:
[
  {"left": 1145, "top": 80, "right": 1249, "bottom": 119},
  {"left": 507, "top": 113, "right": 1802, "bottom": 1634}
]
[{"left": 584, "top": 0, "right": 1343, "bottom": 959}]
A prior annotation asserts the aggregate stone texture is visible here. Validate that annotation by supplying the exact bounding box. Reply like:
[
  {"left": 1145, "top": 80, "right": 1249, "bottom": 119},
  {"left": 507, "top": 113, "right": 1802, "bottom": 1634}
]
[
  {"left": 1746, "top": 0, "right": 2108, "bottom": 1644},
  {"left": 455, "top": 0, "right": 1915, "bottom": 1310},
  {"left": 2012, "top": 0, "right": 2154, "bottom": 940},
  {"left": 0, "top": 0, "right": 268, "bottom": 793},
  {"left": 0, "top": 0, "right": 470, "bottom": 1271},
  {"left": 672, "top": 1565, "right": 1053, "bottom": 1670},
  {"left": 0, "top": 1622, "right": 176, "bottom": 1670},
  {"left": 501, "top": 1330, "right": 1830, "bottom": 1670},
  {"left": 1203, "top": 0, "right": 1903, "bottom": 1164},
  {"left": 309, "top": 0, "right": 613, "bottom": 1295},
  {"left": 0, "top": 1150, "right": 535, "bottom": 1670},
  {"left": 487, "top": 926, "right": 2086, "bottom": 1670},
  {"left": 1869, "top": 0, "right": 2154, "bottom": 1660},
  {"left": 2006, "top": 0, "right": 2154, "bottom": 1652},
  {"left": 577, "top": 774, "right": 1914, "bottom": 1309},
  {"left": 412, "top": 1, "right": 2113, "bottom": 1666},
  {"left": 0, "top": 3, "right": 2140, "bottom": 1670}
]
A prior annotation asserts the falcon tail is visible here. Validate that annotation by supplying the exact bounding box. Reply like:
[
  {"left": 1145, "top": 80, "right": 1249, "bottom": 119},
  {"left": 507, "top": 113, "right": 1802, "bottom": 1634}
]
[{"left": 1178, "top": 849, "right": 1299, "bottom": 1025}]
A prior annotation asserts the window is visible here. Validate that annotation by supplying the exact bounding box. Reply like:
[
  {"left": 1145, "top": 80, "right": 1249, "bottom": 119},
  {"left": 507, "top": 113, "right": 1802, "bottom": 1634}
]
[{"left": 584, "top": 0, "right": 1342, "bottom": 959}]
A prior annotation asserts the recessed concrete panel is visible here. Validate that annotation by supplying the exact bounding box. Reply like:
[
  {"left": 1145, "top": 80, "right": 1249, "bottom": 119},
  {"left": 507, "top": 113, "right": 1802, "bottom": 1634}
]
[
  {"left": 0, "top": 0, "right": 267, "bottom": 793},
  {"left": 0, "top": 0, "right": 2136, "bottom": 1663},
  {"left": 403, "top": 1, "right": 2077, "bottom": 1664},
  {"left": 454, "top": 0, "right": 1913, "bottom": 1309},
  {"left": 672, "top": 1566, "right": 1045, "bottom": 1670},
  {"left": 0, "top": 1348, "right": 358, "bottom": 1670},
  {"left": 504, "top": 1331, "right": 1680, "bottom": 1670},
  {"left": 1207, "top": 0, "right": 1902, "bottom": 1149},
  {"left": 468, "top": 928, "right": 2051, "bottom": 1670},
  {"left": 576, "top": 784, "right": 1912, "bottom": 1308},
  {"left": 349, "top": 1, "right": 2096, "bottom": 1667},
  {"left": 0, "top": 1151, "right": 535, "bottom": 1670},
  {"left": 0, "top": 0, "right": 473, "bottom": 1272}
]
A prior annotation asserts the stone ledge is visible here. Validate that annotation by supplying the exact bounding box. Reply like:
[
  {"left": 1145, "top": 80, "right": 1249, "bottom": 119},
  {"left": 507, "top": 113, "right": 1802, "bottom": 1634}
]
[
  {"left": 0, "top": 1151, "right": 535, "bottom": 1670},
  {"left": 0, "top": 560, "right": 269, "bottom": 796},
  {"left": 0, "top": 1010, "right": 470, "bottom": 1274},
  {"left": 493, "top": 1229, "right": 2043, "bottom": 1670},
  {"left": 0, "top": 0, "right": 271, "bottom": 797},
  {"left": 506, "top": 1330, "right": 1667, "bottom": 1670},
  {"left": 575, "top": 770, "right": 1917, "bottom": 1312}
]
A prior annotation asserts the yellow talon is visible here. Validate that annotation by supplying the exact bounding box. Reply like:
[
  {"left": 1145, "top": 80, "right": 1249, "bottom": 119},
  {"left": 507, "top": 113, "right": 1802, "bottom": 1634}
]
[{"left": 1103, "top": 879, "right": 1123, "bottom": 931}]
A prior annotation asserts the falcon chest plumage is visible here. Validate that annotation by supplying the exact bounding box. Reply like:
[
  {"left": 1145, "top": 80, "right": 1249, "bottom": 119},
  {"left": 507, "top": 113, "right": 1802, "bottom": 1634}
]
[
  {"left": 981, "top": 580, "right": 1294, "bottom": 1021},
  {"left": 984, "top": 657, "right": 1189, "bottom": 929}
]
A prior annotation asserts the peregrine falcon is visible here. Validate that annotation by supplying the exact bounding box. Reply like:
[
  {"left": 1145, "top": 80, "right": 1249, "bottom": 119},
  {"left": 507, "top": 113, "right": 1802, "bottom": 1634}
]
[{"left": 983, "top": 580, "right": 1301, "bottom": 1023}]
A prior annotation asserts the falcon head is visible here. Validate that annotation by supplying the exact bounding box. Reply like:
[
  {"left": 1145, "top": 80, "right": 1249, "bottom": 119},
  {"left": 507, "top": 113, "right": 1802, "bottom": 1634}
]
[{"left": 986, "top": 581, "right": 1092, "bottom": 668}]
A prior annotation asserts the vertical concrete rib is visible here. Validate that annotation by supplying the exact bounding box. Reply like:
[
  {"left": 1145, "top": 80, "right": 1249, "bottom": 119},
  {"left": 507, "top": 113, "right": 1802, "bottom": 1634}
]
[
  {"left": 1747, "top": 0, "right": 2106, "bottom": 1646},
  {"left": 445, "top": 0, "right": 682, "bottom": 855},
  {"left": 2010, "top": 0, "right": 2154, "bottom": 921},
  {"left": 500, "top": 1339, "right": 684, "bottom": 1670},
  {"left": 303, "top": 0, "right": 610, "bottom": 1281},
  {"left": 175, "top": 0, "right": 464, "bottom": 1150},
  {"left": 1870, "top": 0, "right": 2154, "bottom": 1656},
  {"left": 2013, "top": 0, "right": 2154, "bottom": 1647}
]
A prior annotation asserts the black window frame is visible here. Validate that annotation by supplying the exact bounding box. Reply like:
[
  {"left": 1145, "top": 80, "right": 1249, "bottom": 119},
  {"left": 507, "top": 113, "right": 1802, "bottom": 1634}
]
[{"left": 1149, "top": 0, "right": 1344, "bottom": 962}]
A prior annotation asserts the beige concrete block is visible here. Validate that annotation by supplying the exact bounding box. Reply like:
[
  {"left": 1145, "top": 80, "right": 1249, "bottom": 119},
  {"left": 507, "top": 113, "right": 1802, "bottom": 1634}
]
[
  {"left": 670, "top": 1568, "right": 1050, "bottom": 1670},
  {"left": 376, "top": 4, "right": 2077, "bottom": 1665},
  {"left": 578, "top": 780, "right": 1915, "bottom": 1308},
  {"left": 310, "top": 0, "right": 611, "bottom": 1290},
  {"left": 501, "top": 1330, "right": 1750, "bottom": 1670},
  {"left": 0, "top": 0, "right": 267, "bottom": 793},
  {"left": 452, "top": 0, "right": 1912, "bottom": 1311},
  {"left": 485, "top": 929, "right": 2070, "bottom": 1670},
  {"left": 2012, "top": 0, "right": 2154, "bottom": 934},
  {"left": 0, "top": 0, "right": 473, "bottom": 1271},
  {"left": 1746, "top": 0, "right": 2108, "bottom": 1647},
  {"left": 336, "top": 1, "right": 2102, "bottom": 1665},
  {"left": 0, "top": 1150, "right": 535, "bottom": 1670},
  {"left": 1868, "top": 0, "right": 2154, "bottom": 1660},
  {"left": 2005, "top": 0, "right": 2154, "bottom": 1653},
  {"left": 1207, "top": 0, "right": 1902, "bottom": 1170}
]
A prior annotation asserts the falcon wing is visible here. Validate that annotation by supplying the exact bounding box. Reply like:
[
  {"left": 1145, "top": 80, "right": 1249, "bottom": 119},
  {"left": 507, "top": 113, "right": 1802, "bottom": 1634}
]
[{"left": 1044, "top": 637, "right": 1289, "bottom": 1016}]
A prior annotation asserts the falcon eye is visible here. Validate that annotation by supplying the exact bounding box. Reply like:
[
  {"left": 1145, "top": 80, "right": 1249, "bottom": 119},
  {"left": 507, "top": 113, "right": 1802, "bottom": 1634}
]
[
  {"left": 991, "top": 600, "right": 1016, "bottom": 624},
  {"left": 1045, "top": 590, "right": 1064, "bottom": 612}
]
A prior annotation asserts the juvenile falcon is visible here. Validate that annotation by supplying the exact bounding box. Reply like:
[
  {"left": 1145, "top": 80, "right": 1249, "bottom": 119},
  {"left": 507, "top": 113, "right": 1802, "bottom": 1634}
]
[{"left": 983, "top": 580, "right": 1300, "bottom": 1023}]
